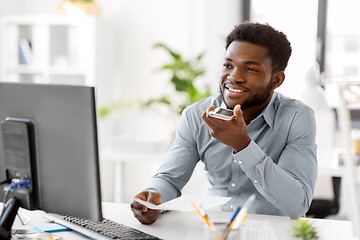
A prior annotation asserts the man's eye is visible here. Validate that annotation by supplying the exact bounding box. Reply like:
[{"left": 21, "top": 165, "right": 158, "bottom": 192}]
[
  {"left": 223, "top": 63, "right": 231, "bottom": 69},
  {"left": 247, "top": 67, "right": 259, "bottom": 72}
]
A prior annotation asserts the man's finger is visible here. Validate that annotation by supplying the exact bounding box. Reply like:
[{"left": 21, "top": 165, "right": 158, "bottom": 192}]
[
  {"left": 131, "top": 201, "right": 148, "bottom": 212},
  {"left": 233, "top": 104, "right": 243, "bottom": 122},
  {"left": 147, "top": 191, "right": 161, "bottom": 205},
  {"left": 202, "top": 106, "right": 217, "bottom": 127}
]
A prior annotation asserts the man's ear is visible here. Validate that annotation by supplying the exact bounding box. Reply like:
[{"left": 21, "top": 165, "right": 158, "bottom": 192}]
[{"left": 272, "top": 71, "right": 285, "bottom": 89}]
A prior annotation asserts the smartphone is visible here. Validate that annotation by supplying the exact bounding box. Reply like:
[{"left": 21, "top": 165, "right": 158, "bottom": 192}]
[{"left": 208, "top": 107, "right": 234, "bottom": 120}]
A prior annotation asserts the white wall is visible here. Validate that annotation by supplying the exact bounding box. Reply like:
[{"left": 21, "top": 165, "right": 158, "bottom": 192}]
[
  {"left": 98, "top": 0, "right": 241, "bottom": 102},
  {"left": 251, "top": 0, "right": 319, "bottom": 98}
]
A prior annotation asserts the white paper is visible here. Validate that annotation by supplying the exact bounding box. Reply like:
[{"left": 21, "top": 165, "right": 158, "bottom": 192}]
[
  {"left": 237, "top": 220, "right": 278, "bottom": 240},
  {"left": 133, "top": 195, "right": 231, "bottom": 211}
]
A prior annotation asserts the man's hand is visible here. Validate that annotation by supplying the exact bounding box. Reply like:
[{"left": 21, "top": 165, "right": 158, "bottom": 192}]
[
  {"left": 202, "top": 104, "right": 251, "bottom": 152},
  {"left": 130, "top": 191, "right": 162, "bottom": 225}
]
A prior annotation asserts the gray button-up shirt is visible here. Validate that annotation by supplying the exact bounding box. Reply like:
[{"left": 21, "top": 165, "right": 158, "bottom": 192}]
[{"left": 146, "top": 92, "right": 317, "bottom": 219}]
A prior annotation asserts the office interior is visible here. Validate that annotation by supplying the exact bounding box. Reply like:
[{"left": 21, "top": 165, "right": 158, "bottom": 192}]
[{"left": 0, "top": 0, "right": 359, "bottom": 225}]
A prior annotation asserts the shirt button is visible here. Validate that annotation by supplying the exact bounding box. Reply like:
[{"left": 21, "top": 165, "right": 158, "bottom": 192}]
[
  {"left": 238, "top": 160, "right": 243, "bottom": 164},
  {"left": 231, "top": 183, "right": 236, "bottom": 187},
  {"left": 230, "top": 205, "right": 234, "bottom": 209},
  {"left": 254, "top": 180, "right": 258, "bottom": 184}
]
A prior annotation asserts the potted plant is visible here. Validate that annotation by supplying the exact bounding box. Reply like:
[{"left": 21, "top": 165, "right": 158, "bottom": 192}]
[
  {"left": 144, "top": 43, "right": 211, "bottom": 115},
  {"left": 292, "top": 219, "right": 319, "bottom": 240},
  {"left": 98, "top": 43, "right": 210, "bottom": 118}
]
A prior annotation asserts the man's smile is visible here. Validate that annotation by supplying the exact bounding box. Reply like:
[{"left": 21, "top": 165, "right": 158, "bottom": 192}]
[
  {"left": 227, "top": 87, "right": 246, "bottom": 93},
  {"left": 224, "top": 82, "right": 248, "bottom": 96}
]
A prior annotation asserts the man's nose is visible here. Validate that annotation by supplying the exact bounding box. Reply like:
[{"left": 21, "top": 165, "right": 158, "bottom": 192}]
[{"left": 227, "top": 70, "right": 245, "bottom": 82}]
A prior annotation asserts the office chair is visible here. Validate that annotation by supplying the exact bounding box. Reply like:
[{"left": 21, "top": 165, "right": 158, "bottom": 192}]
[{"left": 306, "top": 176, "right": 341, "bottom": 219}]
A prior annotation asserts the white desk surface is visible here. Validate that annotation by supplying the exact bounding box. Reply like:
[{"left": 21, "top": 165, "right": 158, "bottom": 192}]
[{"left": 11, "top": 202, "right": 354, "bottom": 240}]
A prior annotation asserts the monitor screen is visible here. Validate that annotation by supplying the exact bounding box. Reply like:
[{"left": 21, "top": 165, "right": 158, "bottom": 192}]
[{"left": 0, "top": 82, "right": 102, "bottom": 222}]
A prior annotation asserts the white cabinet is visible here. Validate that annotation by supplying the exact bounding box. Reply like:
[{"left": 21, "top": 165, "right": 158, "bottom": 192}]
[{"left": 0, "top": 14, "right": 96, "bottom": 86}]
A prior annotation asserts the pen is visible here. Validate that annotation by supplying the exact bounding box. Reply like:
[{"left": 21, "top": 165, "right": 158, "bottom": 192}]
[
  {"left": 231, "top": 194, "right": 256, "bottom": 229},
  {"left": 221, "top": 207, "right": 241, "bottom": 240},
  {"left": 221, "top": 194, "right": 256, "bottom": 240},
  {"left": 191, "top": 203, "right": 211, "bottom": 226},
  {"left": 199, "top": 205, "right": 211, "bottom": 226},
  {"left": 226, "top": 207, "right": 240, "bottom": 229},
  {"left": 192, "top": 203, "right": 222, "bottom": 240},
  {"left": 230, "top": 213, "right": 247, "bottom": 229},
  {"left": 222, "top": 213, "right": 248, "bottom": 240}
]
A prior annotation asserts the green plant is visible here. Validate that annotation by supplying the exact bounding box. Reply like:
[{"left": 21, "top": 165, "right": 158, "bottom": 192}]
[
  {"left": 292, "top": 219, "right": 319, "bottom": 240},
  {"left": 98, "top": 100, "right": 136, "bottom": 118},
  {"left": 98, "top": 43, "right": 210, "bottom": 118},
  {"left": 145, "top": 43, "right": 210, "bottom": 115}
]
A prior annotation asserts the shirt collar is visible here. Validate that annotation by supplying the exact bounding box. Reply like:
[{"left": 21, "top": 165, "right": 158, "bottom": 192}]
[{"left": 258, "top": 91, "right": 277, "bottom": 128}]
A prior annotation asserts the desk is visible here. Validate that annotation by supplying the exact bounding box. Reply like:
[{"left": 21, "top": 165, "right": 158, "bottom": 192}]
[{"left": 11, "top": 202, "right": 354, "bottom": 240}]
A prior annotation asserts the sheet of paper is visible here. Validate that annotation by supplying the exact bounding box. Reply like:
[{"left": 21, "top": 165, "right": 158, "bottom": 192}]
[
  {"left": 237, "top": 220, "right": 277, "bottom": 240},
  {"left": 133, "top": 195, "right": 231, "bottom": 211}
]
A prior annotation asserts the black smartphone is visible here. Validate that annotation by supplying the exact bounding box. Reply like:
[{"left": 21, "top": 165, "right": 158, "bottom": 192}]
[{"left": 208, "top": 107, "right": 234, "bottom": 120}]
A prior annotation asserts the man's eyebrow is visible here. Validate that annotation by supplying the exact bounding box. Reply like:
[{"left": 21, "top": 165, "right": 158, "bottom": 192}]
[
  {"left": 224, "top": 58, "right": 262, "bottom": 66},
  {"left": 244, "top": 61, "right": 262, "bottom": 66}
]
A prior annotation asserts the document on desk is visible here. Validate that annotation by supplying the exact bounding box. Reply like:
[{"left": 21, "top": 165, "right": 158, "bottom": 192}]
[
  {"left": 133, "top": 195, "right": 231, "bottom": 211},
  {"left": 239, "top": 220, "right": 278, "bottom": 240}
]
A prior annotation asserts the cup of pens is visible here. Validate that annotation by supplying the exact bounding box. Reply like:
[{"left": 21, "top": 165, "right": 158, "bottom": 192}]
[
  {"left": 204, "top": 221, "right": 241, "bottom": 240},
  {"left": 192, "top": 194, "right": 256, "bottom": 240}
]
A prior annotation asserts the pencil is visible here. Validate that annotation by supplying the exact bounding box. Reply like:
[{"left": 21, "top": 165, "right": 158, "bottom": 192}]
[
  {"left": 191, "top": 203, "right": 222, "bottom": 240},
  {"left": 222, "top": 213, "right": 248, "bottom": 240},
  {"left": 191, "top": 203, "right": 211, "bottom": 226}
]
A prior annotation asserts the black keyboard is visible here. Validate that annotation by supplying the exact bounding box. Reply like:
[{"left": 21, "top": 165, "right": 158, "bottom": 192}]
[{"left": 44, "top": 213, "right": 160, "bottom": 240}]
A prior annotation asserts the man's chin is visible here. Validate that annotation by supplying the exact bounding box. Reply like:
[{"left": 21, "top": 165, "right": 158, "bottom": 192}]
[
  {"left": 224, "top": 103, "right": 240, "bottom": 110},
  {"left": 220, "top": 92, "right": 243, "bottom": 109},
  {"left": 223, "top": 98, "right": 244, "bottom": 110}
]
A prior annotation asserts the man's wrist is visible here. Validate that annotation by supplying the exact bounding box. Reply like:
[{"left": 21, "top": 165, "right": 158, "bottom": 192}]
[{"left": 232, "top": 138, "right": 251, "bottom": 153}]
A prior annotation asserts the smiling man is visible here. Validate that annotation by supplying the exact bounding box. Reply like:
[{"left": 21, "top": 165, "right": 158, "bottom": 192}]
[{"left": 131, "top": 22, "right": 317, "bottom": 224}]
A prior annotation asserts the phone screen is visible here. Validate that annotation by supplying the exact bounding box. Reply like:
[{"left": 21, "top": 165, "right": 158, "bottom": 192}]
[
  {"left": 216, "top": 108, "right": 234, "bottom": 117},
  {"left": 209, "top": 107, "right": 234, "bottom": 120}
]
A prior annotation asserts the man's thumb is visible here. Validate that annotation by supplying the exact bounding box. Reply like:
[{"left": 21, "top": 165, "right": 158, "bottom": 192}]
[{"left": 234, "top": 104, "right": 242, "bottom": 120}]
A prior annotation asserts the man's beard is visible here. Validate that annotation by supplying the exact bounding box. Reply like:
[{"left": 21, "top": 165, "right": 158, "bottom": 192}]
[{"left": 219, "top": 77, "right": 274, "bottom": 110}]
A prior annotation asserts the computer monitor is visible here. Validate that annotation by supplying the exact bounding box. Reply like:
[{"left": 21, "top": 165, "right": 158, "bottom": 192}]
[{"left": 0, "top": 82, "right": 102, "bottom": 223}]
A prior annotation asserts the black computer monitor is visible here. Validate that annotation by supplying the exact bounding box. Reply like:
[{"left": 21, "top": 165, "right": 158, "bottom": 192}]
[{"left": 0, "top": 82, "right": 103, "bottom": 224}]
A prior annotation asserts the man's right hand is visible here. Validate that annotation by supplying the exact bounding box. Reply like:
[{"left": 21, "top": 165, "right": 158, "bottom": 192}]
[{"left": 130, "top": 191, "right": 162, "bottom": 225}]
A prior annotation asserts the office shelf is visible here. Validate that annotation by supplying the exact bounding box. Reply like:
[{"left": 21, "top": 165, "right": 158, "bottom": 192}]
[{"left": 0, "top": 14, "right": 96, "bottom": 86}]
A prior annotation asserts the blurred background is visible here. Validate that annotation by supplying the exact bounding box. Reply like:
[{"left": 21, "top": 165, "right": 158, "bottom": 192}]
[{"left": 1, "top": 0, "right": 360, "bottom": 222}]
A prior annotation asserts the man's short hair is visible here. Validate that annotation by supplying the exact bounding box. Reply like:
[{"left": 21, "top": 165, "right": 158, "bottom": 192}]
[{"left": 225, "top": 22, "right": 292, "bottom": 73}]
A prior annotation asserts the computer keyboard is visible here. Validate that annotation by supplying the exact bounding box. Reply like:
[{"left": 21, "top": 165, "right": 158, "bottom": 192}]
[{"left": 43, "top": 213, "right": 160, "bottom": 240}]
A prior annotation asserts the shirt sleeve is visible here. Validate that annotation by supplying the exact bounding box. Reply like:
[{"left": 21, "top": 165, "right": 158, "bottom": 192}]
[
  {"left": 234, "top": 106, "right": 317, "bottom": 219},
  {"left": 145, "top": 107, "right": 200, "bottom": 203}
]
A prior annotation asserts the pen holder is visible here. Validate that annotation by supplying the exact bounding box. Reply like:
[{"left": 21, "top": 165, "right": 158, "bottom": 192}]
[{"left": 204, "top": 222, "right": 241, "bottom": 240}]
